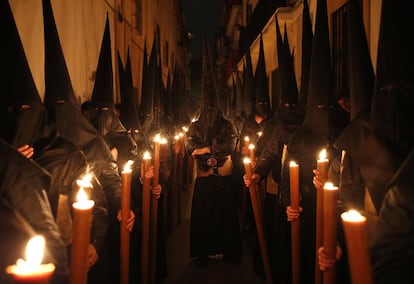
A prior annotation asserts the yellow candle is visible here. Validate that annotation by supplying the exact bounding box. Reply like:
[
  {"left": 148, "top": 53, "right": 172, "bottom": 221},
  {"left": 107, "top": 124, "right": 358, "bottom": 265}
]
[
  {"left": 70, "top": 186, "right": 95, "bottom": 284},
  {"left": 120, "top": 160, "right": 133, "bottom": 284},
  {"left": 6, "top": 236, "right": 55, "bottom": 284},
  {"left": 322, "top": 182, "right": 338, "bottom": 284},
  {"left": 315, "top": 149, "right": 329, "bottom": 284},
  {"left": 341, "top": 210, "right": 373, "bottom": 284},
  {"left": 141, "top": 151, "right": 152, "bottom": 284}
]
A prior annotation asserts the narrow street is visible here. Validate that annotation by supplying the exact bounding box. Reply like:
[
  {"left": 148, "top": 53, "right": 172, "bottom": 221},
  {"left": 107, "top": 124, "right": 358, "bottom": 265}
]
[{"left": 163, "top": 178, "right": 266, "bottom": 284}]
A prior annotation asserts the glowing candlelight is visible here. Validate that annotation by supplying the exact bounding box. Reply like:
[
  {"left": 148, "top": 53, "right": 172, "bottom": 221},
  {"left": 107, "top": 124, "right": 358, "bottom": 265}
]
[
  {"left": 120, "top": 160, "right": 134, "bottom": 284},
  {"left": 244, "top": 136, "right": 250, "bottom": 149},
  {"left": 315, "top": 149, "right": 329, "bottom": 284},
  {"left": 323, "top": 182, "right": 338, "bottom": 284},
  {"left": 6, "top": 236, "right": 55, "bottom": 284},
  {"left": 341, "top": 210, "right": 373, "bottom": 284},
  {"left": 141, "top": 151, "right": 152, "bottom": 284},
  {"left": 248, "top": 143, "right": 255, "bottom": 161},
  {"left": 70, "top": 182, "right": 95, "bottom": 284},
  {"left": 257, "top": 131, "right": 262, "bottom": 138}
]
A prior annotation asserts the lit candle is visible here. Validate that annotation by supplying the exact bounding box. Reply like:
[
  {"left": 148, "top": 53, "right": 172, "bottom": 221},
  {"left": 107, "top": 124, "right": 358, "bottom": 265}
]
[
  {"left": 322, "top": 182, "right": 338, "bottom": 284},
  {"left": 70, "top": 183, "right": 95, "bottom": 284},
  {"left": 341, "top": 210, "right": 373, "bottom": 284},
  {"left": 141, "top": 151, "right": 152, "bottom": 284},
  {"left": 120, "top": 160, "right": 133, "bottom": 284},
  {"left": 248, "top": 143, "right": 255, "bottom": 162},
  {"left": 315, "top": 149, "right": 329, "bottom": 284},
  {"left": 150, "top": 135, "right": 165, "bottom": 283},
  {"left": 289, "top": 160, "right": 300, "bottom": 284},
  {"left": 6, "top": 236, "right": 56, "bottom": 284},
  {"left": 243, "top": 158, "right": 273, "bottom": 284},
  {"left": 244, "top": 136, "right": 250, "bottom": 150}
]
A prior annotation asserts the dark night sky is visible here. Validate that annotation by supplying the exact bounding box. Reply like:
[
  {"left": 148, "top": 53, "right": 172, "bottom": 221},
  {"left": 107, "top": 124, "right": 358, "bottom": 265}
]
[{"left": 180, "top": 0, "right": 221, "bottom": 59}]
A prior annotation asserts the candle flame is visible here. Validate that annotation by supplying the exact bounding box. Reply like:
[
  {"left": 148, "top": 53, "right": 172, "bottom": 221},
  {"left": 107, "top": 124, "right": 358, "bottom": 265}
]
[
  {"left": 341, "top": 209, "right": 366, "bottom": 222},
  {"left": 289, "top": 161, "right": 298, "bottom": 167},
  {"left": 174, "top": 135, "right": 179, "bottom": 140},
  {"left": 323, "top": 182, "right": 338, "bottom": 190},
  {"left": 178, "top": 132, "right": 184, "bottom": 138},
  {"left": 257, "top": 132, "right": 262, "bottom": 137},
  {"left": 77, "top": 187, "right": 88, "bottom": 203},
  {"left": 13, "top": 235, "right": 45, "bottom": 273},
  {"left": 244, "top": 136, "right": 249, "bottom": 142},
  {"left": 191, "top": 118, "right": 197, "bottom": 123},
  {"left": 319, "top": 149, "right": 327, "bottom": 160},
  {"left": 248, "top": 144, "right": 255, "bottom": 150},
  {"left": 160, "top": 137, "right": 168, "bottom": 145},
  {"left": 76, "top": 175, "right": 92, "bottom": 189},
  {"left": 153, "top": 133, "right": 161, "bottom": 142},
  {"left": 182, "top": 126, "right": 188, "bottom": 132},
  {"left": 243, "top": 157, "right": 251, "bottom": 164},
  {"left": 123, "top": 160, "right": 134, "bottom": 172},
  {"left": 143, "top": 151, "right": 151, "bottom": 160}
]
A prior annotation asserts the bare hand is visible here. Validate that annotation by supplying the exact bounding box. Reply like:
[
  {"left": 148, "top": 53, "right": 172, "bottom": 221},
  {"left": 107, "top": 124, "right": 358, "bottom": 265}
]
[
  {"left": 318, "top": 245, "right": 343, "bottom": 271},
  {"left": 17, "top": 144, "right": 34, "bottom": 159},
  {"left": 243, "top": 173, "right": 260, "bottom": 187},
  {"left": 151, "top": 184, "right": 162, "bottom": 199},
  {"left": 86, "top": 244, "right": 98, "bottom": 270},
  {"left": 286, "top": 206, "right": 303, "bottom": 221},
  {"left": 313, "top": 169, "right": 323, "bottom": 190},
  {"left": 117, "top": 210, "right": 136, "bottom": 232},
  {"left": 191, "top": 147, "right": 211, "bottom": 157}
]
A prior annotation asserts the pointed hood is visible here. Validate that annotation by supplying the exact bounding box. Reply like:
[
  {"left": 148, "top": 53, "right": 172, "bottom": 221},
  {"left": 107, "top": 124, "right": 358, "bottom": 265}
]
[
  {"left": 254, "top": 34, "right": 271, "bottom": 117},
  {"left": 243, "top": 48, "right": 255, "bottom": 117},
  {"left": 118, "top": 50, "right": 142, "bottom": 132},
  {"left": 274, "top": 19, "right": 302, "bottom": 126},
  {"left": 91, "top": 14, "right": 114, "bottom": 108},
  {"left": 301, "top": 0, "right": 334, "bottom": 143},
  {"left": 140, "top": 36, "right": 155, "bottom": 129},
  {"left": 0, "top": 0, "right": 49, "bottom": 148},
  {"left": 371, "top": 0, "right": 414, "bottom": 156},
  {"left": 346, "top": 0, "right": 374, "bottom": 120},
  {"left": 299, "top": 0, "right": 313, "bottom": 110},
  {"left": 43, "top": 0, "right": 79, "bottom": 113}
]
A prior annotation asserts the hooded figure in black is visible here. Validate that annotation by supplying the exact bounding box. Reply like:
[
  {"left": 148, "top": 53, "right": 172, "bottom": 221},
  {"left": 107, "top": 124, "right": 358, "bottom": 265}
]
[
  {"left": 246, "top": 14, "right": 306, "bottom": 282},
  {"left": 278, "top": 0, "right": 338, "bottom": 283},
  {"left": 0, "top": 139, "right": 68, "bottom": 284},
  {"left": 185, "top": 38, "right": 241, "bottom": 265},
  {"left": 368, "top": 0, "right": 414, "bottom": 282}
]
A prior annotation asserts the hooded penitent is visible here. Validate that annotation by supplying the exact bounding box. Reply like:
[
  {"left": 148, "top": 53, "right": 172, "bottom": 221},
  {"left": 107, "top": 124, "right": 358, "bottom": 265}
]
[
  {"left": 254, "top": 34, "right": 271, "bottom": 118},
  {"left": 242, "top": 48, "right": 255, "bottom": 117},
  {"left": 90, "top": 15, "right": 138, "bottom": 166},
  {"left": 274, "top": 16, "right": 303, "bottom": 128},
  {"left": 0, "top": 0, "right": 51, "bottom": 150},
  {"left": 299, "top": 0, "right": 313, "bottom": 110}
]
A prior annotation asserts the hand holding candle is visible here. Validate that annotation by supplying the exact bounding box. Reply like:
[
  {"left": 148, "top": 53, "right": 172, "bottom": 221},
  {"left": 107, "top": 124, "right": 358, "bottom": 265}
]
[
  {"left": 6, "top": 236, "right": 56, "bottom": 284},
  {"left": 315, "top": 149, "right": 329, "bottom": 284},
  {"left": 289, "top": 160, "right": 300, "bottom": 284}
]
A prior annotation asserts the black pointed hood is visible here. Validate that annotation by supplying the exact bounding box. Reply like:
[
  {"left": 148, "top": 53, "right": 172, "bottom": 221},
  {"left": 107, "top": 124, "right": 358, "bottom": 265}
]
[
  {"left": 118, "top": 50, "right": 142, "bottom": 132},
  {"left": 346, "top": 0, "right": 374, "bottom": 120},
  {"left": 371, "top": 0, "right": 414, "bottom": 156},
  {"left": 301, "top": 0, "right": 334, "bottom": 144},
  {"left": 243, "top": 48, "right": 255, "bottom": 117},
  {"left": 140, "top": 36, "right": 155, "bottom": 130},
  {"left": 299, "top": 0, "right": 313, "bottom": 110},
  {"left": 43, "top": 0, "right": 79, "bottom": 112},
  {"left": 0, "top": 0, "right": 49, "bottom": 148},
  {"left": 254, "top": 34, "right": 271, "bottom": 117},
  {"left": 91, "top": 14, "right": 114, "bottom": 108},
  {"left": 275, "top": 19, "right": 303, "bottom": 126}
]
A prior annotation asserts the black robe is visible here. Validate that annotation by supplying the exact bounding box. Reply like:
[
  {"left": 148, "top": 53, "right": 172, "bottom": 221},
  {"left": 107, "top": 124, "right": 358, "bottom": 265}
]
[
  {"left": 185, "top": 116, "right": 242, "bottom": 259},
  {"left": 0, "top": 139, "right": 68, "bottom": 284}
]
